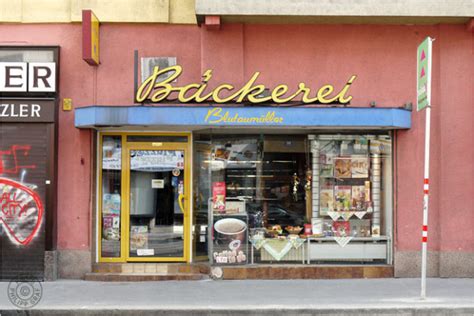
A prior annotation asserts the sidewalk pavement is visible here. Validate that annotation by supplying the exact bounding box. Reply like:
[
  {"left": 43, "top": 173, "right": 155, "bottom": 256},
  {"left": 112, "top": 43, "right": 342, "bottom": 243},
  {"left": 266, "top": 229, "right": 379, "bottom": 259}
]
[{"left": 1, "top": 278, "right": 474, "bottom": 315}]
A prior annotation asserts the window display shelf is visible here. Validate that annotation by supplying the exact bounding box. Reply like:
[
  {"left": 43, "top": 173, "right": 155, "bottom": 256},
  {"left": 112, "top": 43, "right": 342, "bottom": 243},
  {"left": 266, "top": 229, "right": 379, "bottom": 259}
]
[
  {"left": 307, "top": 242, "right": 388, "bottom": 263},
  {"left": 247, "top": 236, "right": 390, "bottom": 264},
  {"left": 250, "top": 236, "right": 307, "bottom": 264},
  {"left": 307, "top": 236, "right": 389, "bottom": 242},
  {"left": 307, "top": 236, "right": 391, "bottom": 264}
]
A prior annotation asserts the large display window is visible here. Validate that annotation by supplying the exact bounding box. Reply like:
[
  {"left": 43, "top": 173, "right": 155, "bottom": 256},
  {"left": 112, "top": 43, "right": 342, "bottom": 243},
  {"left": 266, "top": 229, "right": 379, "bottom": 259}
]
[{"left": 193, "top": 133, "right": 393, "bottom": 265}]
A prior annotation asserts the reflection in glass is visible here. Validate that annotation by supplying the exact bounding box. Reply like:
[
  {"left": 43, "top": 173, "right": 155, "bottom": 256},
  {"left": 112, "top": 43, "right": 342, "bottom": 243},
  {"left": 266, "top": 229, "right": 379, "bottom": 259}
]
[
  {"left": 208, "top": 135, "right": 308, "bottom": 230},
  {"left": 192, "top": 137, "right": 211, "bottom": 259},
  {"left": 129, "top": 150, "right": 185, "bottom": 258},
  {"left": 197, "top": 135, "right": 311, "bottom": 265}
]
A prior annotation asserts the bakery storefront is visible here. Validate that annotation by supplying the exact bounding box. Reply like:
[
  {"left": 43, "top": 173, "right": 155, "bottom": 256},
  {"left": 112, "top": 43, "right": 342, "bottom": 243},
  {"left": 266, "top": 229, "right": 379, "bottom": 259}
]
[{"left": 75, "top": 65, "right": 410, "bottom": 277}]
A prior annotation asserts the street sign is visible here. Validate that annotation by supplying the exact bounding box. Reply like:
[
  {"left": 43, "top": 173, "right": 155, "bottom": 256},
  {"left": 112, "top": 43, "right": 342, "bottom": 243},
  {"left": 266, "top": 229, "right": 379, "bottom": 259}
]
[
  {"left": 417, "top": 37, "right": 433, "bottom": 111},
  {"left": 418, "top": 37, "right": 434, "bottom": 300}
]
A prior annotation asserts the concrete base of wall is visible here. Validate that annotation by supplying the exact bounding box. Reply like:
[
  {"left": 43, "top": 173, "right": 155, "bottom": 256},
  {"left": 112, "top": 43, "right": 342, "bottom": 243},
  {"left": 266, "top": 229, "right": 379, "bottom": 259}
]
[
  {"left": 44, "top": 251, "right": 58, "bottom": 281},
  {"left": 395, "top": 251, "right": 474, "bottom": 277},
  {"left": 58, "top": 250, "right": 91, "bottom": 279},
  {"left": 439, "top": 252, "right": 474, "bottom": 277},
  {"left": 394, "top": 251, "right": 439, "bottom": 277}
]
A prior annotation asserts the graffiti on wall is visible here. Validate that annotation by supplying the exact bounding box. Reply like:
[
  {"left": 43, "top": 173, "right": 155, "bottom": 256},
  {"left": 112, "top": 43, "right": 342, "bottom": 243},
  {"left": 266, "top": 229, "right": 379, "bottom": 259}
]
[
  {"left": 0, "top": 145, "right": 43, "bottom": 246},
  {"left": 0, "top": 145, "right": 36, "bottom": 176},
  {"left": 0, "top": 178, "right": 43, "bottom": 246}
]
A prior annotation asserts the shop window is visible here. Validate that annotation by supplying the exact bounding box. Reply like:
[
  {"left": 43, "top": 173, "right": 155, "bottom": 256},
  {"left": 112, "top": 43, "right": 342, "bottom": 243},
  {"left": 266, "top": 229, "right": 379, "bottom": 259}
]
[
  {"left": 100, "top": 136, "right": 122, "bottom": 258},
  {"left": 195, "top": 134, "right": 312, "bottom": 265},
  {"left": 192, "top": 135, "right": 212, "bottom": 259},
  {"left": 195, "top": 133, "right": 393, "bottom": 265},
  {"left": 309, "top": 134, "right": 392, "bottom": 264}
]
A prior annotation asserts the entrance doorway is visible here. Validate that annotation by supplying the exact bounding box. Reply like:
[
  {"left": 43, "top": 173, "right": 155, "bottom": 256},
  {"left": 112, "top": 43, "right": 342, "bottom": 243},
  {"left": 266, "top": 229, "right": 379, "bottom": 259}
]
[
  {"left": 98, "top": 133, "right": 191, "bottom": 263},
  {"left": 124, "top": 143, "right": 190, "bottom": 261}
]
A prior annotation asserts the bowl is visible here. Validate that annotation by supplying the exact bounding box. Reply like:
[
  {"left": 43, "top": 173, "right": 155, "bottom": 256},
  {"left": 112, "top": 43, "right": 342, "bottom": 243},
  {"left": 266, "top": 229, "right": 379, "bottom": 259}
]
[{"left": 285, "top": 226, "right": 303, "bottom": 235}]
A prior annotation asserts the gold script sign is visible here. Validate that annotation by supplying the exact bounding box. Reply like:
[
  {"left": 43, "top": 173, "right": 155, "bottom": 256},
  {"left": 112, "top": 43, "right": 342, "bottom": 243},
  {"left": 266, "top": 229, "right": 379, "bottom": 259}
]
[
  {"left": 204, "top": 108, "right": 283, "bottom": 124},
  {"left": 136, "top": 65, "right": 357, "bottom": 105}
]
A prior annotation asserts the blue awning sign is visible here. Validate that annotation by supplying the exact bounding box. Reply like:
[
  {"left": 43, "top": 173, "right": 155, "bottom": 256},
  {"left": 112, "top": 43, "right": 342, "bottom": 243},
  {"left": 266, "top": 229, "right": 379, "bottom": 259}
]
[{"left": 75, "top": 106, "right": 411, "bottom": 129}]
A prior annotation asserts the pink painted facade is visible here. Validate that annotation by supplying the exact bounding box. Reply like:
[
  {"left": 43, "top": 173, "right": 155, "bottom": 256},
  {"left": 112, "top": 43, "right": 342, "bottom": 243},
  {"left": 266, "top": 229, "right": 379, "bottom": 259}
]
[{"left": 1, "top": 22, "right": 473, "bottom": 277}]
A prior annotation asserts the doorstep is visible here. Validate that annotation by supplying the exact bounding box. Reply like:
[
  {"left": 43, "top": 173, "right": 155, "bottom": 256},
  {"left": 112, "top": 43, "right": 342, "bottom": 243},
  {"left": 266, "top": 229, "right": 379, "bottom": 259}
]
[
  {"left": 85, "top": 263, "right": 210, "bottom": 281},
  {"left": 216, "top": 265, "right": 394, "bottom": 280},
  {"left": 86, "top": 263, "right": 393, "bottom": 281}
]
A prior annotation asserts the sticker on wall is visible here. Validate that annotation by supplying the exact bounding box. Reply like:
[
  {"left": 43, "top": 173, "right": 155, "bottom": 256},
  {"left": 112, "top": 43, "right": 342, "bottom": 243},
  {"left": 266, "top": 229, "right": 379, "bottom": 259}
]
[
  {"left": 130, "top": 150, "right": 184, "bottom": 171},
  {"left": 137, "top": 249, "right": 155, "bottom": 256},
  {"left": 112, "top": 217, "right": 120, "bottom": 228},
  {"left": 0, "top": 177, "right": 44, "bottom": 246},
  {"left": 151, "top": 179, "right": 164, "bottom": 189},
  {"left": 229, "top": 239, "right": 241, "bottom": 251},
  {"left": 172, "top": 168, "right": 181, "bottom": 177}
]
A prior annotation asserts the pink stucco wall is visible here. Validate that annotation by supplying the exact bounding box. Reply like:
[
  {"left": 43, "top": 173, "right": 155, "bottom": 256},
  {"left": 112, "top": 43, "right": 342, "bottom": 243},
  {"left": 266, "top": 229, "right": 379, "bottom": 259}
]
[{"left": 1, "top": 22, "right": 472, "bottom": 255}]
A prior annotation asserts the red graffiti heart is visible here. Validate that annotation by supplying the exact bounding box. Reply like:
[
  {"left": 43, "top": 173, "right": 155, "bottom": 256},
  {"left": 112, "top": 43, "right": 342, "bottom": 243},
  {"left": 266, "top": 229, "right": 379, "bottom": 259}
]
[{"left": 0, "top": 178, "right": 43, "bottom": 246}]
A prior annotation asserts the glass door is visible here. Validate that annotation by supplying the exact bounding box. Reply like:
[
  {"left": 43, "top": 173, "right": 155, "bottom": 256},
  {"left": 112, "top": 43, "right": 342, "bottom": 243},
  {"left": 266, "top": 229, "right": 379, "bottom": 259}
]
[{"left": 124, "top": 143, "right": 189, "bottom": 262}]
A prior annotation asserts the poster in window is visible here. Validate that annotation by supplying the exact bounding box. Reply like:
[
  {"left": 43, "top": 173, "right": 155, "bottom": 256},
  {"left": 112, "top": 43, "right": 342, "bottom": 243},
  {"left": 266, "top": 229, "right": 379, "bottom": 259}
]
[
  {"left": 130, "top": 150, "right": 184, "bottom": 171},
  {"left": 320, "top": 188, "right": 334, "bottom": 215},
  {"left": 333, "top": 221, "right": 351, "bottom": 237},
  {"left": 130, "top": 226, "right": 148, "bottom": 251},
  {"left": 335, "top": 186, "right": 351, "bottom": 211},
  {"left": 372, "top": 225, "right": 381, "bottom": 237},
  {"left": 212, "top": 182, "right": 226, "bottom": 212},
  {"left": 334, "top": 158, "right": 351, "bottom": 178},
  {"left": 213, "top": 215, "right": 248, "bottom": 265},
  {"left": 351, "top": 185, "right": 366, "bottom": 210},
  {"left": 320, "top": 164, "right": 334, "bottom": 178},
  {"left": 102, "top": 139, "right": 122, "bottom": 170},
  {"left": 103, "top": 193, "right": 121, "bottom": 216},
  {"left": 353, "top": 138, "right": 369, "bottom": 154},
  {"left": 102, "top": 216, "right": 119, "bottom": 241},
  {"left": 364, "top": 181, "right": 371, "bottom": 202},
  {"left": 351, "top": 156, "right": 369, "bottom": 178}
]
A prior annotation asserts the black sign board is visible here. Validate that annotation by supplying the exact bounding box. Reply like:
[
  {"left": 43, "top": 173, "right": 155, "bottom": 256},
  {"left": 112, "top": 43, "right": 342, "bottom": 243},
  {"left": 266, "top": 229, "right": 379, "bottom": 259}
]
[{"left": 0, "top": 99, "right": 55, "bottom": 123}]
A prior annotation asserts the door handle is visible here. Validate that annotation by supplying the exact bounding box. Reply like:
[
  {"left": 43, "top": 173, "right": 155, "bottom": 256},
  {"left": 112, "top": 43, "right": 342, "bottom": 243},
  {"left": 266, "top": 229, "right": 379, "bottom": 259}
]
[{"left": 178, "top": 193, "right": 186, "bottom": 214}]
